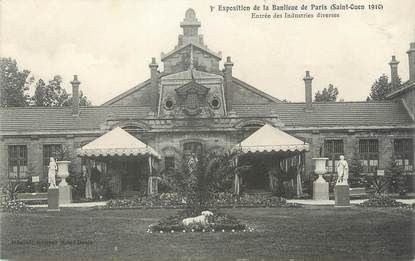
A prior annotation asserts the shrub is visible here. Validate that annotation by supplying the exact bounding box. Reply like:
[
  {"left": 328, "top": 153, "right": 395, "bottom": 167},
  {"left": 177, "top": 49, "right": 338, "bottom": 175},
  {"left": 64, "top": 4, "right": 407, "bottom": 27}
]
[
  {"left": 386, "top": 158, "right": 408, "bottom": 195},
  {"left": 348, "top": 158, "right": 365, "bottom": 187},
  {"left": 358, "top": 194, "right": 410, "bottom": 208}
]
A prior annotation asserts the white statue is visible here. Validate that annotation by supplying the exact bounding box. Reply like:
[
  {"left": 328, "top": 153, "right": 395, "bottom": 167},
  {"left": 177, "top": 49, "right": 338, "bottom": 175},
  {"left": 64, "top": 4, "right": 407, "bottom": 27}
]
[
  {"left": 336, "top": 155, "right": 349, "bottom": 185},
  {"left": 48, "top": 157, "right": 57, "bottom": 188},
  {"left": 182, "top": 211, "right": 213, "bottom": 226}
]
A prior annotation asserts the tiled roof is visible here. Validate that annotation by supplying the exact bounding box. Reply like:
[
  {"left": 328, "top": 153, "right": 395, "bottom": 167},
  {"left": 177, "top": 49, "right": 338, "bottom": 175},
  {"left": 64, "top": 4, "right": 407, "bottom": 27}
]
[
  {"left": 232, "top": 101, "right": 414, "bottom": 127},
  {"left": 386, "top": 80, "right": 415, "bottom": 98},
  {"left": 0, "top": 101, "right": 412, "bottom": 134},
  {"left": 0, "top": 106, "right": 151, "bottom": 133}
]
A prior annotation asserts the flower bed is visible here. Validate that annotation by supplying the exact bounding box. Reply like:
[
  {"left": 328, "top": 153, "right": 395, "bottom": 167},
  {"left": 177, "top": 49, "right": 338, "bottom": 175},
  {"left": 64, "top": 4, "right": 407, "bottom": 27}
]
[
  {"left": 213, "top": 192, "right": 301, "bottom": 208},
  {"left": 106, "top": 193, "right": 185, "bottom": 209},
  {"left": 0, "top": 200, "right": 33, "bottom": 212},
  {"left": 104, "top": 192, "right": 302, "bottom": 209},
  {"left": 358, "top": 194, "right": 411, "bottom": 209},
  {"left": 147, "top": 212, "right": 253, "bottom": 233}
]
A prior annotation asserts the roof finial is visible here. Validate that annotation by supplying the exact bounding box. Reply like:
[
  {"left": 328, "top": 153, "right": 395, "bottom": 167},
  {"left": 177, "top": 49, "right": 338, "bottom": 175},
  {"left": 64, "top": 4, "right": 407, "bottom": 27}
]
[{"left": 181, "top": 8, "right": 201, "bottom": 37}]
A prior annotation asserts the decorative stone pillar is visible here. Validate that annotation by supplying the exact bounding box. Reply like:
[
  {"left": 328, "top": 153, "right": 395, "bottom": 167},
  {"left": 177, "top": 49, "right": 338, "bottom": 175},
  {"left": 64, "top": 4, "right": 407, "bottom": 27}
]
[{"left": 312, "top": 157, "right": 329, "bottom": 200}]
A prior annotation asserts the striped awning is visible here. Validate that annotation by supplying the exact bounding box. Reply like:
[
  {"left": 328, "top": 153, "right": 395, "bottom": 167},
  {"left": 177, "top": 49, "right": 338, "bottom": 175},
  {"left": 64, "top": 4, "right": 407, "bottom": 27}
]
[
  {"left": 77, "top": 127, "right": 161, "bottom": 159},
  {"left": 233, "top": 124, "right": 309, "bottom": 153}
]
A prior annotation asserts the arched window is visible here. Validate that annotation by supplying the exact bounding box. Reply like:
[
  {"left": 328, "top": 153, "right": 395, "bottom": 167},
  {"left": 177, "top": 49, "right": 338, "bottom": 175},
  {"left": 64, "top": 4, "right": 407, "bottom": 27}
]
[{"left": 183, "top": 142, "right": 203, "bottom": 155}]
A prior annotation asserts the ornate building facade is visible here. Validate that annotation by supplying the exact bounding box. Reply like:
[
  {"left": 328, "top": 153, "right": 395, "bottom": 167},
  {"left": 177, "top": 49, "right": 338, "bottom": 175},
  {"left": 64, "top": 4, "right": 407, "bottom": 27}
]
[{"left": 1, "top": 9, "right": 414, "bottom": 196}]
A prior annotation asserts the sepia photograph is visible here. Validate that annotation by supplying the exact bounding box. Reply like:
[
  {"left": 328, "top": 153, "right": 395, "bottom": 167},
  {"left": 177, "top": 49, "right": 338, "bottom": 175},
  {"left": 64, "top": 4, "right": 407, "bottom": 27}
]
[{"left": 0, "top": 0, "right": 414, "bottom": 260}]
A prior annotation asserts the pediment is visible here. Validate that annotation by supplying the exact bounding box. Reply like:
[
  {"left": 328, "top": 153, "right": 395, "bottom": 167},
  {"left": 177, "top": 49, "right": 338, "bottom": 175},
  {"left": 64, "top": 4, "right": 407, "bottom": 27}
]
[
  {"left": 161, "top": 43, "right": 221, "bottom": 61},
  {"left": 175, "top": 81, "right": 209, "bottom": 95}
]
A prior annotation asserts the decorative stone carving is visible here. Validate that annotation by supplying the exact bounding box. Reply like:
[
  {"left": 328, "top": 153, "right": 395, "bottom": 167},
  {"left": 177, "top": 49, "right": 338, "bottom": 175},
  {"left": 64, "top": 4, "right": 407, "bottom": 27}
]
[{"left": 175, "top": 81, "right": 209, "bottom": 116}]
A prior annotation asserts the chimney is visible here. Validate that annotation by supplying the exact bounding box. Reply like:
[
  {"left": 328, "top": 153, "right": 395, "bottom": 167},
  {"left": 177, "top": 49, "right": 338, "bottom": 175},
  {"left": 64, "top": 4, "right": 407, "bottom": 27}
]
[
  {"left": 389, "top": 56, "right": 399, "bottom": 90},
  {"left": 70, "top": 75, "right": 80, "bottom": 116},
  {"left": 407, "top": 42, "right": 415, "bottom": 82},
  {"left": 303, "top": 71, "right": 313, "bottom": 111},
  {"left": 224, "top": 56, "right": 234, "bottom": 113},
  {"left": 149, "top": 57, "right": 159, "bottom": 114}
]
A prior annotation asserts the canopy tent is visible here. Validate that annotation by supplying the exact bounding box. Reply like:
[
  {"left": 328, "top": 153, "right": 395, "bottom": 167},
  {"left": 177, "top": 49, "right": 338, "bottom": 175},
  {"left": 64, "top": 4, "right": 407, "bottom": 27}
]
[
  {"left": 77, "top": 127, "right": 161, "bottom": 159},
  {"left": 233, "top": 124, "right": 309, "bottom": 153},
  {"left": 232, "top": 124, "right": 309, "bottom": 196},
  {"left": 77, "top": 127, "right": 161, "bottom": 196}
]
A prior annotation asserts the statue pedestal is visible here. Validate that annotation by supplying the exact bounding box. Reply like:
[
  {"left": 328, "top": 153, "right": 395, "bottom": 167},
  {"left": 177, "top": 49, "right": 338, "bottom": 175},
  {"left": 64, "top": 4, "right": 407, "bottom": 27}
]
[
  {"left": 335, "top": 184, "right": 350, "bottom": 207},
  {"left": 48, "top": 188, "right": 60, "bottom": 212},
  {"left": 59, "top": 186, "right": 72, "bottom": 204},
  {"left": 313, "top": 179, "right": 329, "bottom": 200}
]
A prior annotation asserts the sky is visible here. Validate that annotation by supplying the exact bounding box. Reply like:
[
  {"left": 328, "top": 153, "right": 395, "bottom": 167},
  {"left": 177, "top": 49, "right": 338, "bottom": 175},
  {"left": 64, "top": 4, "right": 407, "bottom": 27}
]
[{"left": 1, "top": 0, "right": 414, "bottom": 105}]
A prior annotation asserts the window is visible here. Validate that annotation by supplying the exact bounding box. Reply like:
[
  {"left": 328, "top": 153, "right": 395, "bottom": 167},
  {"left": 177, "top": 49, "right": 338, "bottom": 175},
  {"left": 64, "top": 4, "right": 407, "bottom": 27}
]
[
  {"left": 183, "top": 142, "right": 203, "bottom": 155},
  {"left": 394, "top": 139, "right": 413, "bottom": 171},
  {"left": 8, "top": 145, "right": 28, "bottom": 179},
  {"left": 324, "top": 140, "right": 344, "bottom": 173},
  {"left": 43, "top": 144, "right": 62, "bottom": 176},
  {"left": 165, "top": 157, "right": 175, "bottom": 170},
  {"left": 359, "top": 139, "right": 379, "bottom": 172},
  {"left": 185, "top": 93, "right": 199, "bottom": 109}
]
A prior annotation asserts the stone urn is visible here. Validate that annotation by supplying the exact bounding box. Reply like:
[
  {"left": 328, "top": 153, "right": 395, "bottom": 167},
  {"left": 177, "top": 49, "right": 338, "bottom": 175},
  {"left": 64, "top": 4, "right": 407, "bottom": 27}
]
[
  {"left": 312, "top": 158, "right": 328, "bottom": 183},
  {"left": 312, "top": 157, "right": 329, "bottom": 200},
  {"left": 56, "top": 161, "right": 71, "bottom": 187}
]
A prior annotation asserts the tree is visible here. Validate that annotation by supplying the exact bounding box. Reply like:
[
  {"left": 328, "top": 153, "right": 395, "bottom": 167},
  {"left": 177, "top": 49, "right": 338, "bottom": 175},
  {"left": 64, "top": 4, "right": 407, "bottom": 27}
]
[
  {"left": 314, "top": 84, "right": 339, "bottom": 102},
  {"left": 367, "top": 74, "right": 401, "bottom": 101},
  {"left": 32, "top": 75, "right": 91, "bottom": 107},
  {"left": 31, "top": 75, "right": 67, "bottom": 106},
  {"left": 0, "top": 58, "right": 33, "bottom": 107},
  {"left": 47, "top": 75, "right": 70, "bottom": 106},
  {"left": 32, "top": 75, "right": 69, "bottom": 106},
  {"left": 32, "top": 79, "right": 47, "bottom": 106}
]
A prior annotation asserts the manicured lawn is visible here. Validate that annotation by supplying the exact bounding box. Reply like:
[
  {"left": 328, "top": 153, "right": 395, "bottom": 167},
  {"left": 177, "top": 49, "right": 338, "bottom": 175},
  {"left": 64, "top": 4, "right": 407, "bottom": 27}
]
[{"left": 1, "top": 206, "right": 414, "bottom": 260}]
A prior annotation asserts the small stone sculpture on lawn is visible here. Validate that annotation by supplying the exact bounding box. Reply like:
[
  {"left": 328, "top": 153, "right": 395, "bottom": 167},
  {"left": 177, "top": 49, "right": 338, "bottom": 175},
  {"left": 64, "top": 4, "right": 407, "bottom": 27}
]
[
  {"left": 336, "top": 155, "right": 349, "bottom": 185},
  {"left": 48, "top": 157, "right": 57, "bottom": 188},
  {"left": 182, "top": 211, "right": 213, "bottom": 226}
]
